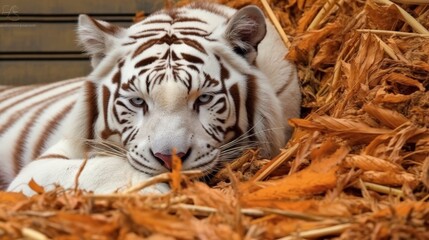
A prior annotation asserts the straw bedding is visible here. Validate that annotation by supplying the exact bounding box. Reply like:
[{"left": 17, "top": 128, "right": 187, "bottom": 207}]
[{"left": 1, "top": 0, "right": 429, "bottom": 239}]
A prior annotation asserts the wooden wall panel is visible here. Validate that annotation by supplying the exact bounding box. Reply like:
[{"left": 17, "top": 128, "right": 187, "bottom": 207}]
[
  {"left": 0, "top": 0, "right": 162, "bottom": 14},
  {"left": 0, "top": 0, "right": 162, "bottom": 86},
  {"left": 0, "top": 22, "right": 131, "bottom": 52},
  {"left": 0, "top": 61, "right": 92, "bottom": 85},
  {"left": 1, "top": 23, "right": 81, "bottom": 52}
]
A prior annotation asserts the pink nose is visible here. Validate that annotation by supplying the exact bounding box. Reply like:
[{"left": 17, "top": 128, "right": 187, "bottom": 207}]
[{"left": 154, "top": 152, "right": 186, "bottom": 170}]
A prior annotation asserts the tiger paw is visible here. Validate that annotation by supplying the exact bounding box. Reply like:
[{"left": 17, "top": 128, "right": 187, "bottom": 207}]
[{"left": 7, "top": 157, "right": 170, "bottom": 196}]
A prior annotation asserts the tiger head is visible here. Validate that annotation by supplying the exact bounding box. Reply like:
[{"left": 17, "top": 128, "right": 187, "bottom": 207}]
[{"left": 77, "top": 4, "right": 287, "bottom": 176}]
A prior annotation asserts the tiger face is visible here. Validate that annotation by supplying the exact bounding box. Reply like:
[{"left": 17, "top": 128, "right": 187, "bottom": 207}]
[{"left": 78, "top": 3, "right": 288, "bottom": 176}]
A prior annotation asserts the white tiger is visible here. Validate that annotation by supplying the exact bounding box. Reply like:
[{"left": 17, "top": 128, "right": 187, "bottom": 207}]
[{"left": 2, "top": 3, "right": 301, "bottom": 195}]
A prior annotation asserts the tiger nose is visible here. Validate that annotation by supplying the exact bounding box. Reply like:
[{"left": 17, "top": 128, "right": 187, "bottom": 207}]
[{"left": 153, "top": 150, "right": 190, "bottom": 170}]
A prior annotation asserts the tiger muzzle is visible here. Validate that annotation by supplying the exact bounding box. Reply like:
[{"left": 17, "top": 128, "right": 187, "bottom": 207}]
[{"left": 151, "top": 149, "right": 191, "bottom": 170}]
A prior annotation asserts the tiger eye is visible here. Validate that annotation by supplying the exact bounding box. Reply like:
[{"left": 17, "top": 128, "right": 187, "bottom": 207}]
[
  {"left": 130, "top": 97, "right": 145, "bottom": 107},
  {"left": 197, "top": 94, "right": 213, "bottom": 105}
]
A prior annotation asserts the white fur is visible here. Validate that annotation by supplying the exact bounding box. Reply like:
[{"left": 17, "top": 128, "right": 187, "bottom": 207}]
[{"left": 7, "top": 157, "right": 168, "bottom": 195}]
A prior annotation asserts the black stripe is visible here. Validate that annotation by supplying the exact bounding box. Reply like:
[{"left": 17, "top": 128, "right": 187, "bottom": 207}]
[
  {"left": 132, "top": 38, "right": 160, "bottom": 58},
  {"left": 84, "top": 81, "right": 98, "bottom": 141},
  {"left": 202, "top": 125, "right": 221, "bottom": 143},
  {"left": 181, "top": 38, "right": 207, "bottom": 54},
  {"left": 12, "top": 88, "right": 78, "bottom": 174},
  {"left": 181, "top": 53, "right": 204, "bottom": 64},
  {"left": 130, "top": 33, "right": 159, "bottom": 39},
  {"left": 0, "top": 86, "right": 80, "bottom": 136},
  {"left": 123, "top": 128, "right": 139, "bottom": 146},
  {"left": 141, "top": 19, "right": 172, "bottom": 25},
  {"left": 135, "top": 57, "right": 158, "bottom": 68},
  {"left": 0, "top": 78, "right": 82, "bottom": 114},
  {"left": 0, "top": 85, "right": 35, "bottom": 102},
  {"left": 32, "top": 102, "right": 75, "bottom": 159},
  {"left": 245, "top": 75, "right": 257, "bottom": 141},
  {"left": 173, "top": 17, "right": 207, "bottom": 24},
  {"left": 225, "top": 83, "right": 243, "bottom": 139},
  {"left": 116, "top": 100, "right": 136, "bottom": 114}
]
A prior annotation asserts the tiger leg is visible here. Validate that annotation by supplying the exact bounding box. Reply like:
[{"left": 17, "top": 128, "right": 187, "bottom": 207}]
[{"left": 7, "top": 156, "right": 169, "bottom": 196}]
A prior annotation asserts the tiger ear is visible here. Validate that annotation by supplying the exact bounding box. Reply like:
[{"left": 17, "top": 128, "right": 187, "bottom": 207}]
[
  {"left": 77, "top": 14, "right": 125, "bottom": 68},
  {"left": 225, "top": 5, "right": 267, "bottom": 63}
]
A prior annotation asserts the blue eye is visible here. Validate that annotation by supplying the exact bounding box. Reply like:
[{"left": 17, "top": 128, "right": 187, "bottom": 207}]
[
  {"left": 130, "top": 97, "right": 145, "bottom": 107},
  {"left": 197, "top": 94, "right": 213, "bottom": 105}
]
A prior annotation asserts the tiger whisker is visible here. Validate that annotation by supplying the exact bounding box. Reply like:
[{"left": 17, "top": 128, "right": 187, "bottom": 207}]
[
  {"left": 221, "top": 125, "right": 285, "bottom": 150},
  {"left": 220, "top": 140, "right": 268, "bottom": 151},
  {"left": 83, "top": 138, "right": 127, "bottom": 158},
  {"left": 219, "top": 124, "right": 285, "bottom": 163},
  {"left": 219, "top": 118, "right": 263, "bottom": 149},
  {"left": 90, "top": 151, "right": 126, "bottom": 158},
  {"left": 88, "top": 143, "right": 124, "bottom": 154},
  {"left": 84, "top": 138, "right": 125, "bottom": 150},
  {"left": 89, "top": 146, "right": 126, "bottom": 158},
  {"left": 220, "top": 118, "right": 285, "bottom": 150}
]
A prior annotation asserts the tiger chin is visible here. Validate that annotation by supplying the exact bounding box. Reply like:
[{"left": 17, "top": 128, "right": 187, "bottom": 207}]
[{"left": 2, "top": 3, "right": 301, "bottom": 196}]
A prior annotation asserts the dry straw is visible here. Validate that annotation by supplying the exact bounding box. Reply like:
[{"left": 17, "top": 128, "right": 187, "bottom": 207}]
[
  {"left": 260, "top": 0, "right": 291, "bottom": 48},
  {"left": 375, "top": 0, "right": 429, "bottom": 34}
]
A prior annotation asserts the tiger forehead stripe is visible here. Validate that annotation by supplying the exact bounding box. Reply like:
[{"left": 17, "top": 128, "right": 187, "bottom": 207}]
[
  {"left": 179, "top": 31, "right": 209, "bottom": 38},
  {"left": 135, "top": 28, "right": 166, "bottom": 34},
  {"left": 132, "top": 34, "right": 208, "bottom": 59},
  {"left": 202, "top": 73, "right": 220, "bottom": 89},
  {"left": 132, "top": 39, "right": 160, "bottom": 58},
  {"left": 135, "top": 57, "right": 158, "bottom": 69},
  {"left": 141, "top": 19, "right": 172, "bottom": 25},
  {"left": 174, "top": 27, "right": 208, "bottom": 32},
  {"left": 129, "top": 33, "right": 159, "bottom": 40},
  {"left": 181, "top": 53, "right": 204, "bottom": 64},
  {"left": 181, "top": 39, "right": 207, "bottom": 54},
  {"left": 121, "top": 76, "right": 139, "bottom": 92},
  {"left": 173, "top": 17, "right": 207, "bottom": 24}
]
